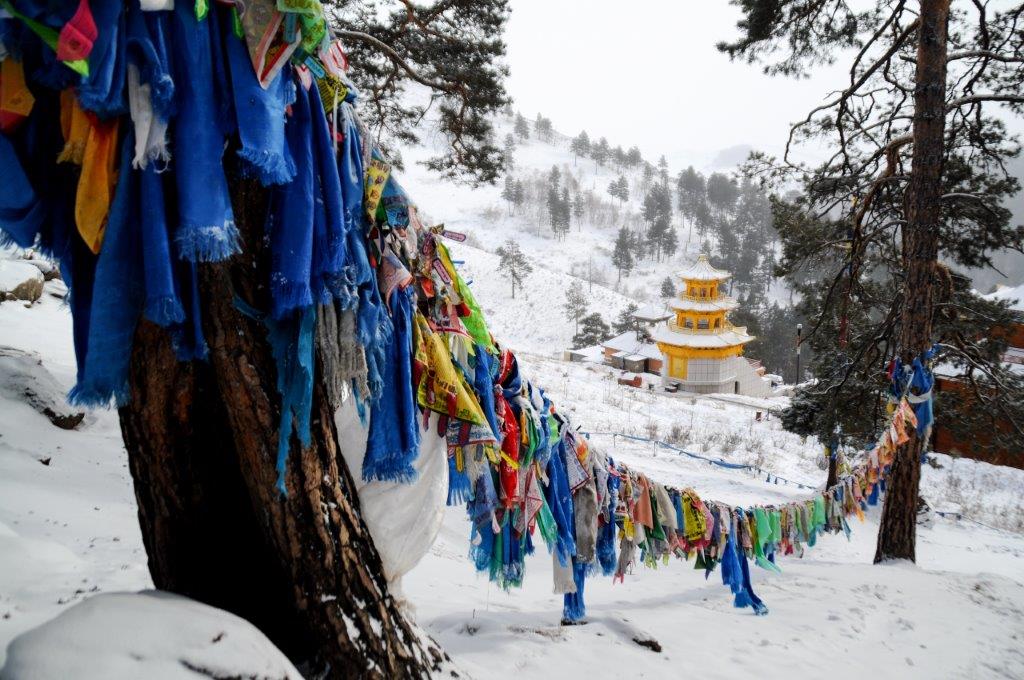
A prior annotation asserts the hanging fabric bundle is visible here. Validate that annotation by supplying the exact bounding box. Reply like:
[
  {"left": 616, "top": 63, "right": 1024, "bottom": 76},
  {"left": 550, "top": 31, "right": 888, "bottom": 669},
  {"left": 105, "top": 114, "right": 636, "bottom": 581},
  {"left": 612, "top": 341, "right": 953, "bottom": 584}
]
[
  {"left": 545, "top": 438, "right": 576, "bottom": 568},
  {"left": 263, "top": 305, "right": 316, "bottom": 496},
  {"left": 68, "top": 130, "right": 145, "bottom": 407},
  {"left": 72, "top": 113, "right": 119, "bottom": 254},
  {"left": 124, "top": 3, "right": 173, "bottom": 169},
  {"left": 224, "top": 16, "right": 295, "bottom": 186},
  {"left": 169, "top": 0, "right": 237, "bottom": 261},
  {"left": 364, "top": 286, "right": 420, "bottom": 483},
  {"left": 562, "top": 559, "right": 588, "bottom": 624},
  {"left": 75, "top": 0, "right": 126, "bottom": 118}
]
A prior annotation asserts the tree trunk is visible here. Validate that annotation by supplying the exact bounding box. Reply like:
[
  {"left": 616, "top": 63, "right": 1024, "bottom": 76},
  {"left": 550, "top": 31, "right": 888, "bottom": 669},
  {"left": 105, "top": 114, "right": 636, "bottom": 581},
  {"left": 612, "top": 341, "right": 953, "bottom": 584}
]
[
  {"left": 826, "top": 451, "right": 839, "bottom": 489},
  {"left": 119, "top": 170, "right": 445, "bottom": 677},
  {"left": 874, "top": 0, "right": 949, "bottom": 564}
]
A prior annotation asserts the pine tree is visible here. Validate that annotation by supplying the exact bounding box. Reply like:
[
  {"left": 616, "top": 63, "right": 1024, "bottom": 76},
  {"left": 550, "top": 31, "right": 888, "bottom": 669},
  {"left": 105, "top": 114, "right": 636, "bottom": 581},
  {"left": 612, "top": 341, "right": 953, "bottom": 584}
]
[
  {"left": 503, "top": 133, "right": 516, "bottom": 172},
  {"left": 607, "top": 176, "right": 627, "bottom": 204},
  {"left": 591, "top": 137, "right": 610, "bottom": 166},
  {"left": 335, "top": 0, "right": 511, "bottom": 184},
  {"left": 642, "top": 183, "right": 673, "bottom": 260},
  {"left": 612, "top": 227, "right": 634, "bottom": 281},
  {"left": 514, "top": 112, "right": 530, "bottom": 140},
  {"left": 723, "top": 0, "right": 1024, "bottom": 562},
  {"left": 625, "top": 146, "right": 643, "bottom": 168},
  {"left": 676, "top": 166, "right": 706, "bottom": 225},
  {"left": 660, "top": 276, "right": 676, "bottom": 299},
  {"left": 572, "top": 313, "right": 612, "bottom": 349},
  {"left": 612, "top": 302, "right": 641, "bottom": 335},
  {"left": 662, "top": 226, "right": 679, "bottom": 259},
  {"left": 642, "top": 162, "right": 654, "bottom": 185},
  {"left": 564, "top": 281, "right": 589, "bottom": 335},
  {"left": 495, "top": 238, "right": 533, "bottom": 299},
  {"left": 558, "top": 186, "right": 571, "bottom": 238},
  {"left": 570, "top": 131, "right": 591, "bottom": 164},
  {"left": 572, "top": 192, "right": 585, "bottom": 227},
  {"left": 534, "top": 113, "right": 553, "bottom": 142},
  {"left": 612, "top": 145, "right": 626, "bottom": 167},
  {"left": 547, "top": 165, "right": 562, "bottom": 234},
  {"left": 501, "top": 175, "right": 516, "bottom": 215},
  {"left": 706, "top": 172, "right": 738, "bottom": 220},
  {"left": 657, "top": 155, "right": 669, "bottom": 184},
  {"left": 512, "top": 179, "right": 526, "bottom": 213}
]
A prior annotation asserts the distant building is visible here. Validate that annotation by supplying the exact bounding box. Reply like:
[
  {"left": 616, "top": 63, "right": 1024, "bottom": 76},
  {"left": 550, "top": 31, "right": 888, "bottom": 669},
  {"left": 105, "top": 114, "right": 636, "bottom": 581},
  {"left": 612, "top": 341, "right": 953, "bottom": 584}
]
[
  {"left": 652, "top": 255, "right": 771, "bottom": 397},
  {"left": 932, "top": 284, "right": 1023, "bottom": 469},
  {"left": 601, "top": 330, "right": 663, "bottom": 375}
]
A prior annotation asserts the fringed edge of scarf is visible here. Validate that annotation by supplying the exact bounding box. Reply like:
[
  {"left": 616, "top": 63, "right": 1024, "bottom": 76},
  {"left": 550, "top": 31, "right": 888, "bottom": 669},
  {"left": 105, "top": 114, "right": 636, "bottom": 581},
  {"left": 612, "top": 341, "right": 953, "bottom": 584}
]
[
  {"left": 447, "top": 454, "right": 472, "bottom": 506},
  {"left": 57, "top": 141, "right": 87, "bottom": 165},
  {"left": 271, "top": 281, "right": 314, "bottom": 320},
  {"left": 237, "top": 146, "right": 297, "bottom": 187},
  {"left": 135, "top": 142, "right": 171, "bottom": 171},
  {"left": 361, "top": 446, "right": 420, "bottom": 485},
  {"left": 561, "top": 561, "right": 588, "bottom": 623},
  {"left": 144, "top": 296, "right": 185, "bottom": 327},
  {"left": 67, "top": 379, "right": 130, "bottom": 409},
  {"left": 176, "top": 220, "right": 241, "bottom": 262},
  {"left": 0, "top": 231, "right": 25, "bottom": 250}
]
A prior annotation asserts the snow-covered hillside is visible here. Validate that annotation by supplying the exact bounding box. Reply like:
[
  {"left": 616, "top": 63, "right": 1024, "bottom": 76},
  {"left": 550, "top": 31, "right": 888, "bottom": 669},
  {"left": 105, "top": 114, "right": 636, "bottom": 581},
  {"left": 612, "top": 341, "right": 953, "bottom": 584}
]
[
  {"left": 3, "top": 249, "right": 1024, "bottom": 678},
  {"left": 399, "top": 111, "right": 724, "bottom": 327}
]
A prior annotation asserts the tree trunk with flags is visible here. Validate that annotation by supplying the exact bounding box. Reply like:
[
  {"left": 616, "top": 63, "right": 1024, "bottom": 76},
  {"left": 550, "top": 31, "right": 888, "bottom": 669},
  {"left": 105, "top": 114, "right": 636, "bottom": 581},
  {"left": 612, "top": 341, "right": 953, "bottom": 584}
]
[
  {"left": 119, "top": 170, "right": 444, "bottom": 677},
  {"left": 874, "top": 0, "right": 949, "bottom": 564}
]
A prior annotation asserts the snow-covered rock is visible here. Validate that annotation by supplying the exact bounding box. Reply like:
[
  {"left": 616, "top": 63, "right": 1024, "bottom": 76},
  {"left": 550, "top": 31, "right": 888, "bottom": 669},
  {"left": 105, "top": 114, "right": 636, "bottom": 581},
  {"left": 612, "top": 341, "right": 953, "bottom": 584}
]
[
  {"left": 20, "top": 258, "right": 58, "bottom": 282},
  {"left": 0, "top": 348, "right": 83, "bottom": 429},
  {"left": 0, "top": 591, "right": 302, "bottom": 680},
  {"left": 0, "top": 260, "right": 43, "bottom": 303}
]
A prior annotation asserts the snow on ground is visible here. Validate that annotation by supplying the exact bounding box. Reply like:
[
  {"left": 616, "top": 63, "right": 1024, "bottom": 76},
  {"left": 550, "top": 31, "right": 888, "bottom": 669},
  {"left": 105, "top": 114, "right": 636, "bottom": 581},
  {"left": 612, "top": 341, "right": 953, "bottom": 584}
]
[{"left": 2, "top": 250, "right": 1024, "bottom": 678}]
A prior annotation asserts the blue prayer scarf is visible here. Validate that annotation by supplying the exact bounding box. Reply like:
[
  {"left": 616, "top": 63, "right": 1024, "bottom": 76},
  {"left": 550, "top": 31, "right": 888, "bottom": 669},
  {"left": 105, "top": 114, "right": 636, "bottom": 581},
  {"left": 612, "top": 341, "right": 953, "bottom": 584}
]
[
  {"left": 364, "top": 286, "right": 420, "bottom": 483},
  {"left": 267, "top": 71, "right": 315, "bottom": 318},
  {"left": 267, "top": 306, "right": 316, "bottom": 495},
  {"left": 308, "top": 82, "right": 348, "bottom": 304},
  {"left": 337, "top": 102, "right": 372, "bottom": 291},
  {"left": 68, "top": 131, "right": 144, "bottom": 407},
  {"left": 0, "top": 134, "right": 46, "bottom": 248},
  {"left": 76, "top": 0, "right": 127, "bottom": 119},
  {"left": 224, "top": 17, "right": 295, "bottom": 186},
  {"left": 473, "top": 347, "right": 501, "bottom": 439},
  {"left": 562, "top": 560, "right": 588, "bottom": 623},
  {"left": 169, "top": 0, "right": 237, "bottom": 262},
  {"left": 545, "top": 438, "right": 577, "bottom": 568}
]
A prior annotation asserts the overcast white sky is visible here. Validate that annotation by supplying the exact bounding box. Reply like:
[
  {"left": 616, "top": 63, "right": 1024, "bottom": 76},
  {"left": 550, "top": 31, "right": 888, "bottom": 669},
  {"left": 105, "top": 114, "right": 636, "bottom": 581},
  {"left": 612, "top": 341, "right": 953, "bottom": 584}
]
[{"left": 505, "top": 1, "right": 849, "bottom": 170}]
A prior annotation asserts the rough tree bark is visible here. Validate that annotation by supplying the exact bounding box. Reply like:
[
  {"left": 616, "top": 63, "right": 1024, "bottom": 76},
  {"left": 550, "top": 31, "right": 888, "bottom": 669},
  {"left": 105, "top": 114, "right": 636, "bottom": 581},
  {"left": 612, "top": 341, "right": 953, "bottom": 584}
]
[
  {"left": 119, "top": 167, "right": 446, "bottom": 677},
  {"left": 874, "top": 0, "right": 949, "bottom": 564}
]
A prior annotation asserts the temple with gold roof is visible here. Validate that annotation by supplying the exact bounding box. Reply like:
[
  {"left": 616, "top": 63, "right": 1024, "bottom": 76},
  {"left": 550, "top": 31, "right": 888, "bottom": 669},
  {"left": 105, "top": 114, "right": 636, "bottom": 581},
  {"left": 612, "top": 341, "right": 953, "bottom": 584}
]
[{"left": 653, "top": 255, "right": 771, "bottom": 396}]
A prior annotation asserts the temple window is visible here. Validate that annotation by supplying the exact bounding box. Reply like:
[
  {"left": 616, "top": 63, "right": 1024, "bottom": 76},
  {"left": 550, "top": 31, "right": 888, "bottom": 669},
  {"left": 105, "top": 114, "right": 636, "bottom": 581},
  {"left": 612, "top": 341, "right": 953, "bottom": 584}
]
[
  {"left": 684, "top": 318, "right": 694, "bottom": 329},
  {"left": 714, "top": 318, "right": 721, "bottom": 328},
  {"left": 698, "top": 319, "right": 709, "bottom": 330}
]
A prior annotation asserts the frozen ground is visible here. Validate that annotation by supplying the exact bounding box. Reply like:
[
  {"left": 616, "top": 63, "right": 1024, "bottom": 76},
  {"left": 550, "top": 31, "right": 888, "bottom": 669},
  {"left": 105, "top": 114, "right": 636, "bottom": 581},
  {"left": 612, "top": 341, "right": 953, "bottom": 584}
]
[{"left": 1, "top": 249, "right": 1024, "bottom": 678}]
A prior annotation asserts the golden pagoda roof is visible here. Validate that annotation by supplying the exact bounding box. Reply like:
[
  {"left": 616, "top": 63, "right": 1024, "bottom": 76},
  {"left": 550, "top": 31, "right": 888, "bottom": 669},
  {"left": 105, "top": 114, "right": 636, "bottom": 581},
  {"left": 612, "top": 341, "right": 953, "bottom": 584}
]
[
  {"left": 677, "top": 254, "right": 730, "bottom": 282},
  {"left": 652, "top": 321, "right": 754, "bottom": 349},
  {"left": 668, "top": 294, "right": 738, "bottom": 313}
]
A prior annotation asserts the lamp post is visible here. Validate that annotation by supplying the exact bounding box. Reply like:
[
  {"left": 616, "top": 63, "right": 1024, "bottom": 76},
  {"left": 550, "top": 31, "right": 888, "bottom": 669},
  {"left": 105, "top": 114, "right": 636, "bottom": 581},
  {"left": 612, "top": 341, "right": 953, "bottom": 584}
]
[{"left": 795, "top": 323, "right": 803, "bottom": 385}]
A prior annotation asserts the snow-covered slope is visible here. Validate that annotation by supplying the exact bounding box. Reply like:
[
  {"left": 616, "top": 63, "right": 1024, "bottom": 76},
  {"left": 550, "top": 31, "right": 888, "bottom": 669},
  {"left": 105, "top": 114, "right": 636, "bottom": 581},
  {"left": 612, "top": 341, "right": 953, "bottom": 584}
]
[
  {"left": 3, "top": 250, "right": 1024, "bottom": 678},
  {"left": 435, "top": 242, "right": 633, "bottom": 355},
  {"left": 399, "top": 111, "right": 714, "bottom": 326}
]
